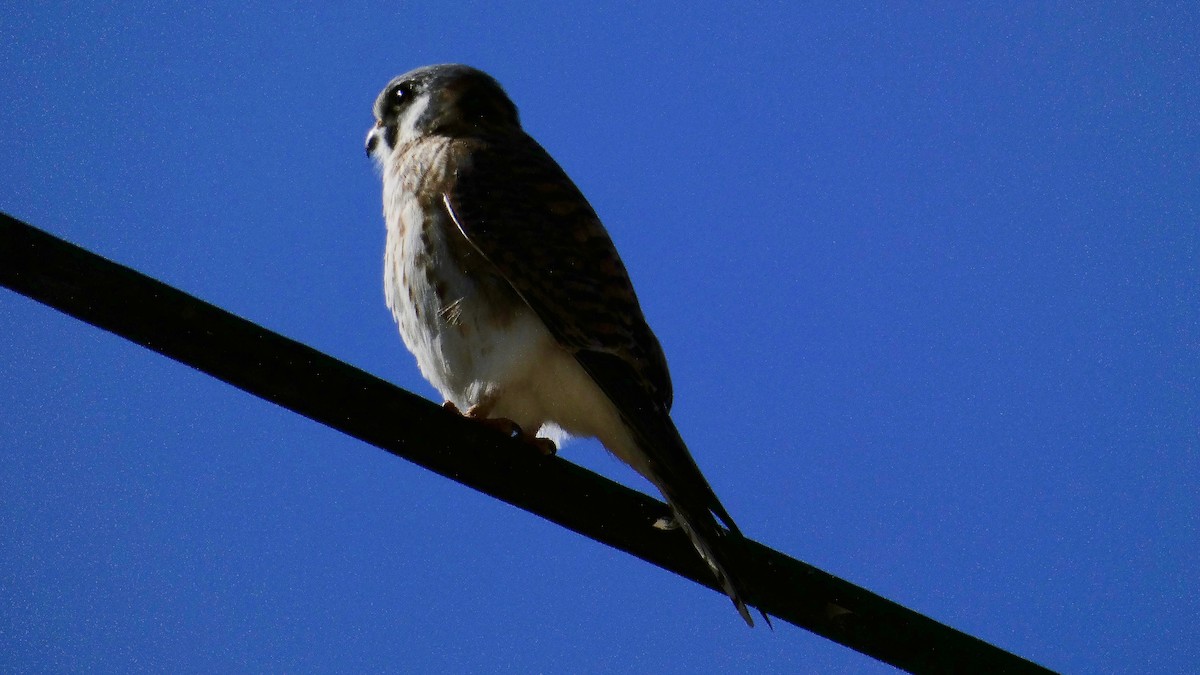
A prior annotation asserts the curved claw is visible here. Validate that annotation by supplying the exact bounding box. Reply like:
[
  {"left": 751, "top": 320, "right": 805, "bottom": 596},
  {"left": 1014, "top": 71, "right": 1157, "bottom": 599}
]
[
  {"left": 526, "top": 436, "right": 557, "bottom": 456},
  {"left": 444, "top": 400, "right": 556, "bottom": 455}
]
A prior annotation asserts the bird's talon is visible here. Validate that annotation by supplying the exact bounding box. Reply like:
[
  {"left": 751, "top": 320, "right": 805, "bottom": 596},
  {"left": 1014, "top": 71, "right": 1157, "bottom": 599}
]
[
  {"left": 459, "top": 411, "right": 555, "bottom": 454},
  {"left": 475, "top": 416, "right": 521, "bottom": 438},
  {"left": 527, "top": 437, "right": 557, "bottom": 456}
]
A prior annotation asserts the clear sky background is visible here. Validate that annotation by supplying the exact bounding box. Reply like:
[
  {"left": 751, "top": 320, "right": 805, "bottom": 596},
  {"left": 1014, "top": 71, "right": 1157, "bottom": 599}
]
[{"left": 2, "top": 3, "right": 1196, "bottom": 673}]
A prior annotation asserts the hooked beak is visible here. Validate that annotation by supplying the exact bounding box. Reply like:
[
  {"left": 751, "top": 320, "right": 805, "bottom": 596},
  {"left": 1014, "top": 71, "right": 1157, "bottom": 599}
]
[{"left": 365, "top": 120, "right": 384, "bottom": 157}]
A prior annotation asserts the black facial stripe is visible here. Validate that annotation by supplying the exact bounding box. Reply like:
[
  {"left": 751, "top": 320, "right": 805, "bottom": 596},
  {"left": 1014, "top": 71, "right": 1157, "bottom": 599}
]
[
  {"left": 412, "top": 100, "right": 439, "bottom": 135},
  {"left": 383, "top": 123, "right": 398, "bottom": 150}
]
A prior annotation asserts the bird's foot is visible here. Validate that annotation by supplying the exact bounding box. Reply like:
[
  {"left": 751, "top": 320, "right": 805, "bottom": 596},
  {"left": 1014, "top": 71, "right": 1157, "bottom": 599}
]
[
  {"left": 525, "top": 436, "right": 558, "bottom": 457},
  {"left": 443, "top": 401, "right": 557, "bottom": 456},
  {"left": 468, "top": 411, "right": 522, "bottom": 437}
]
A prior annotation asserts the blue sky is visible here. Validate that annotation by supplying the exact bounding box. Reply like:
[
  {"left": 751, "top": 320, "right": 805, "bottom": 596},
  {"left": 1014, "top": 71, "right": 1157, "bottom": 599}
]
[{"left": 2, "top": 3, "right": 1196, "bottom": 672}]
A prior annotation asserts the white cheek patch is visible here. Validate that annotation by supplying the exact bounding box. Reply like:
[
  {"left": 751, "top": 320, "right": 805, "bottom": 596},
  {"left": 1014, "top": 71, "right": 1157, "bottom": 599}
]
[
  {"left": 396, "top": 94, "right": 432, "bottom": 145},
  {"left": 369, "top": 93, "right": 433, "bottom": 169}
]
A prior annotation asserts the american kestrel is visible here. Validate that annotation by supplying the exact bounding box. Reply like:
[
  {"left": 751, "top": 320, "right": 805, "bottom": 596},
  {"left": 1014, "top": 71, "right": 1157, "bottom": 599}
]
[{"left": 366, "top": 64, "right": 760, "bottom": 625}]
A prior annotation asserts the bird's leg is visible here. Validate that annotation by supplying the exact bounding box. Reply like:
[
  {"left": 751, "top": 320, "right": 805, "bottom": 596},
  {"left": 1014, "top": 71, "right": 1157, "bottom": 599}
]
[{"left": 443, "top": 400, "right": 556, "bottom": 456}]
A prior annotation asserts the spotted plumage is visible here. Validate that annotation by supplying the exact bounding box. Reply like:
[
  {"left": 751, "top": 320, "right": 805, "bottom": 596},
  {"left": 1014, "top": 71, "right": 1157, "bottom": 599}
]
[{"left": 366, "top": 64, "right": 761, "bottom": 625}]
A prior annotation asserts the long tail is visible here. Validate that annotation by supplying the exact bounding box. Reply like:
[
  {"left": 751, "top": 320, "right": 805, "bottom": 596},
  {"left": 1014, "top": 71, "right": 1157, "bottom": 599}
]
[
  {"left": 574, "top": 351, "right": 765, "bottom": 626},
  {"left": 642, "top": 420, "right": 763, "bottom": 627}
]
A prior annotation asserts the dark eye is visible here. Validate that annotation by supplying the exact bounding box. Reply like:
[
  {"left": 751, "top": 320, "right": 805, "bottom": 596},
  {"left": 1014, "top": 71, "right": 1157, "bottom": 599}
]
[{"left": 391, "top": 83, "right": 413, "bottom": 110}]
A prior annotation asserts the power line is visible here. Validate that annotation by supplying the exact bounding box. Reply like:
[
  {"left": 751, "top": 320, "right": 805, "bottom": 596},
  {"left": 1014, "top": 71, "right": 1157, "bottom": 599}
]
[{"left": 0, "top": 212, "right": 1055, "bottom": 673}]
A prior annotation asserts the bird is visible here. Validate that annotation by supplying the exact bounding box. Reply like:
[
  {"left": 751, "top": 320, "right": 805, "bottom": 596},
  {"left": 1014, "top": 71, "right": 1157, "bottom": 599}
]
[{"left": 365, "top": 64, "right": 762, "bottom": 626}]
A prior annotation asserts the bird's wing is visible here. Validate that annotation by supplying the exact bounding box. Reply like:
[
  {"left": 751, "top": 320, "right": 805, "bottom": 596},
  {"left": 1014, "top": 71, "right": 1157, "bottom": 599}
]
[
  {"left": 444, "top": 133, "right": 673, "bottom": 409},
  {"left": 443, "top": 133, "right": 760, "bottom": 625}
]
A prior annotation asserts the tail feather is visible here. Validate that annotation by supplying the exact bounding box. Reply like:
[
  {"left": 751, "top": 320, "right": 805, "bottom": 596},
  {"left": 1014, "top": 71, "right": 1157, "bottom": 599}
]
[
  {"left": 574, "top": 350, "right": 766, "bottom": 626},
  {"left": 655, "top": 476, "right": 758, "bottom": 626},
  {"left": 629, "top": 415, "right": 768, "bottom": 627}
]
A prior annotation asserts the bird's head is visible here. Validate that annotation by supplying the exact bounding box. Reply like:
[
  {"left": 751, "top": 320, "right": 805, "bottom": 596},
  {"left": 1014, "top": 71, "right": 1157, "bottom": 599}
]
[{"left": 365, "top": 64, "right": 520, "bottom": 161}]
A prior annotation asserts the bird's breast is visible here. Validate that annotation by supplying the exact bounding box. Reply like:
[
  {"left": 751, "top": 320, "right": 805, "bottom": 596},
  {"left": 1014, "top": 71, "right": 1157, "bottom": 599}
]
[{"left": 382, "top": 138, "right": 541, "bottom": 406}]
